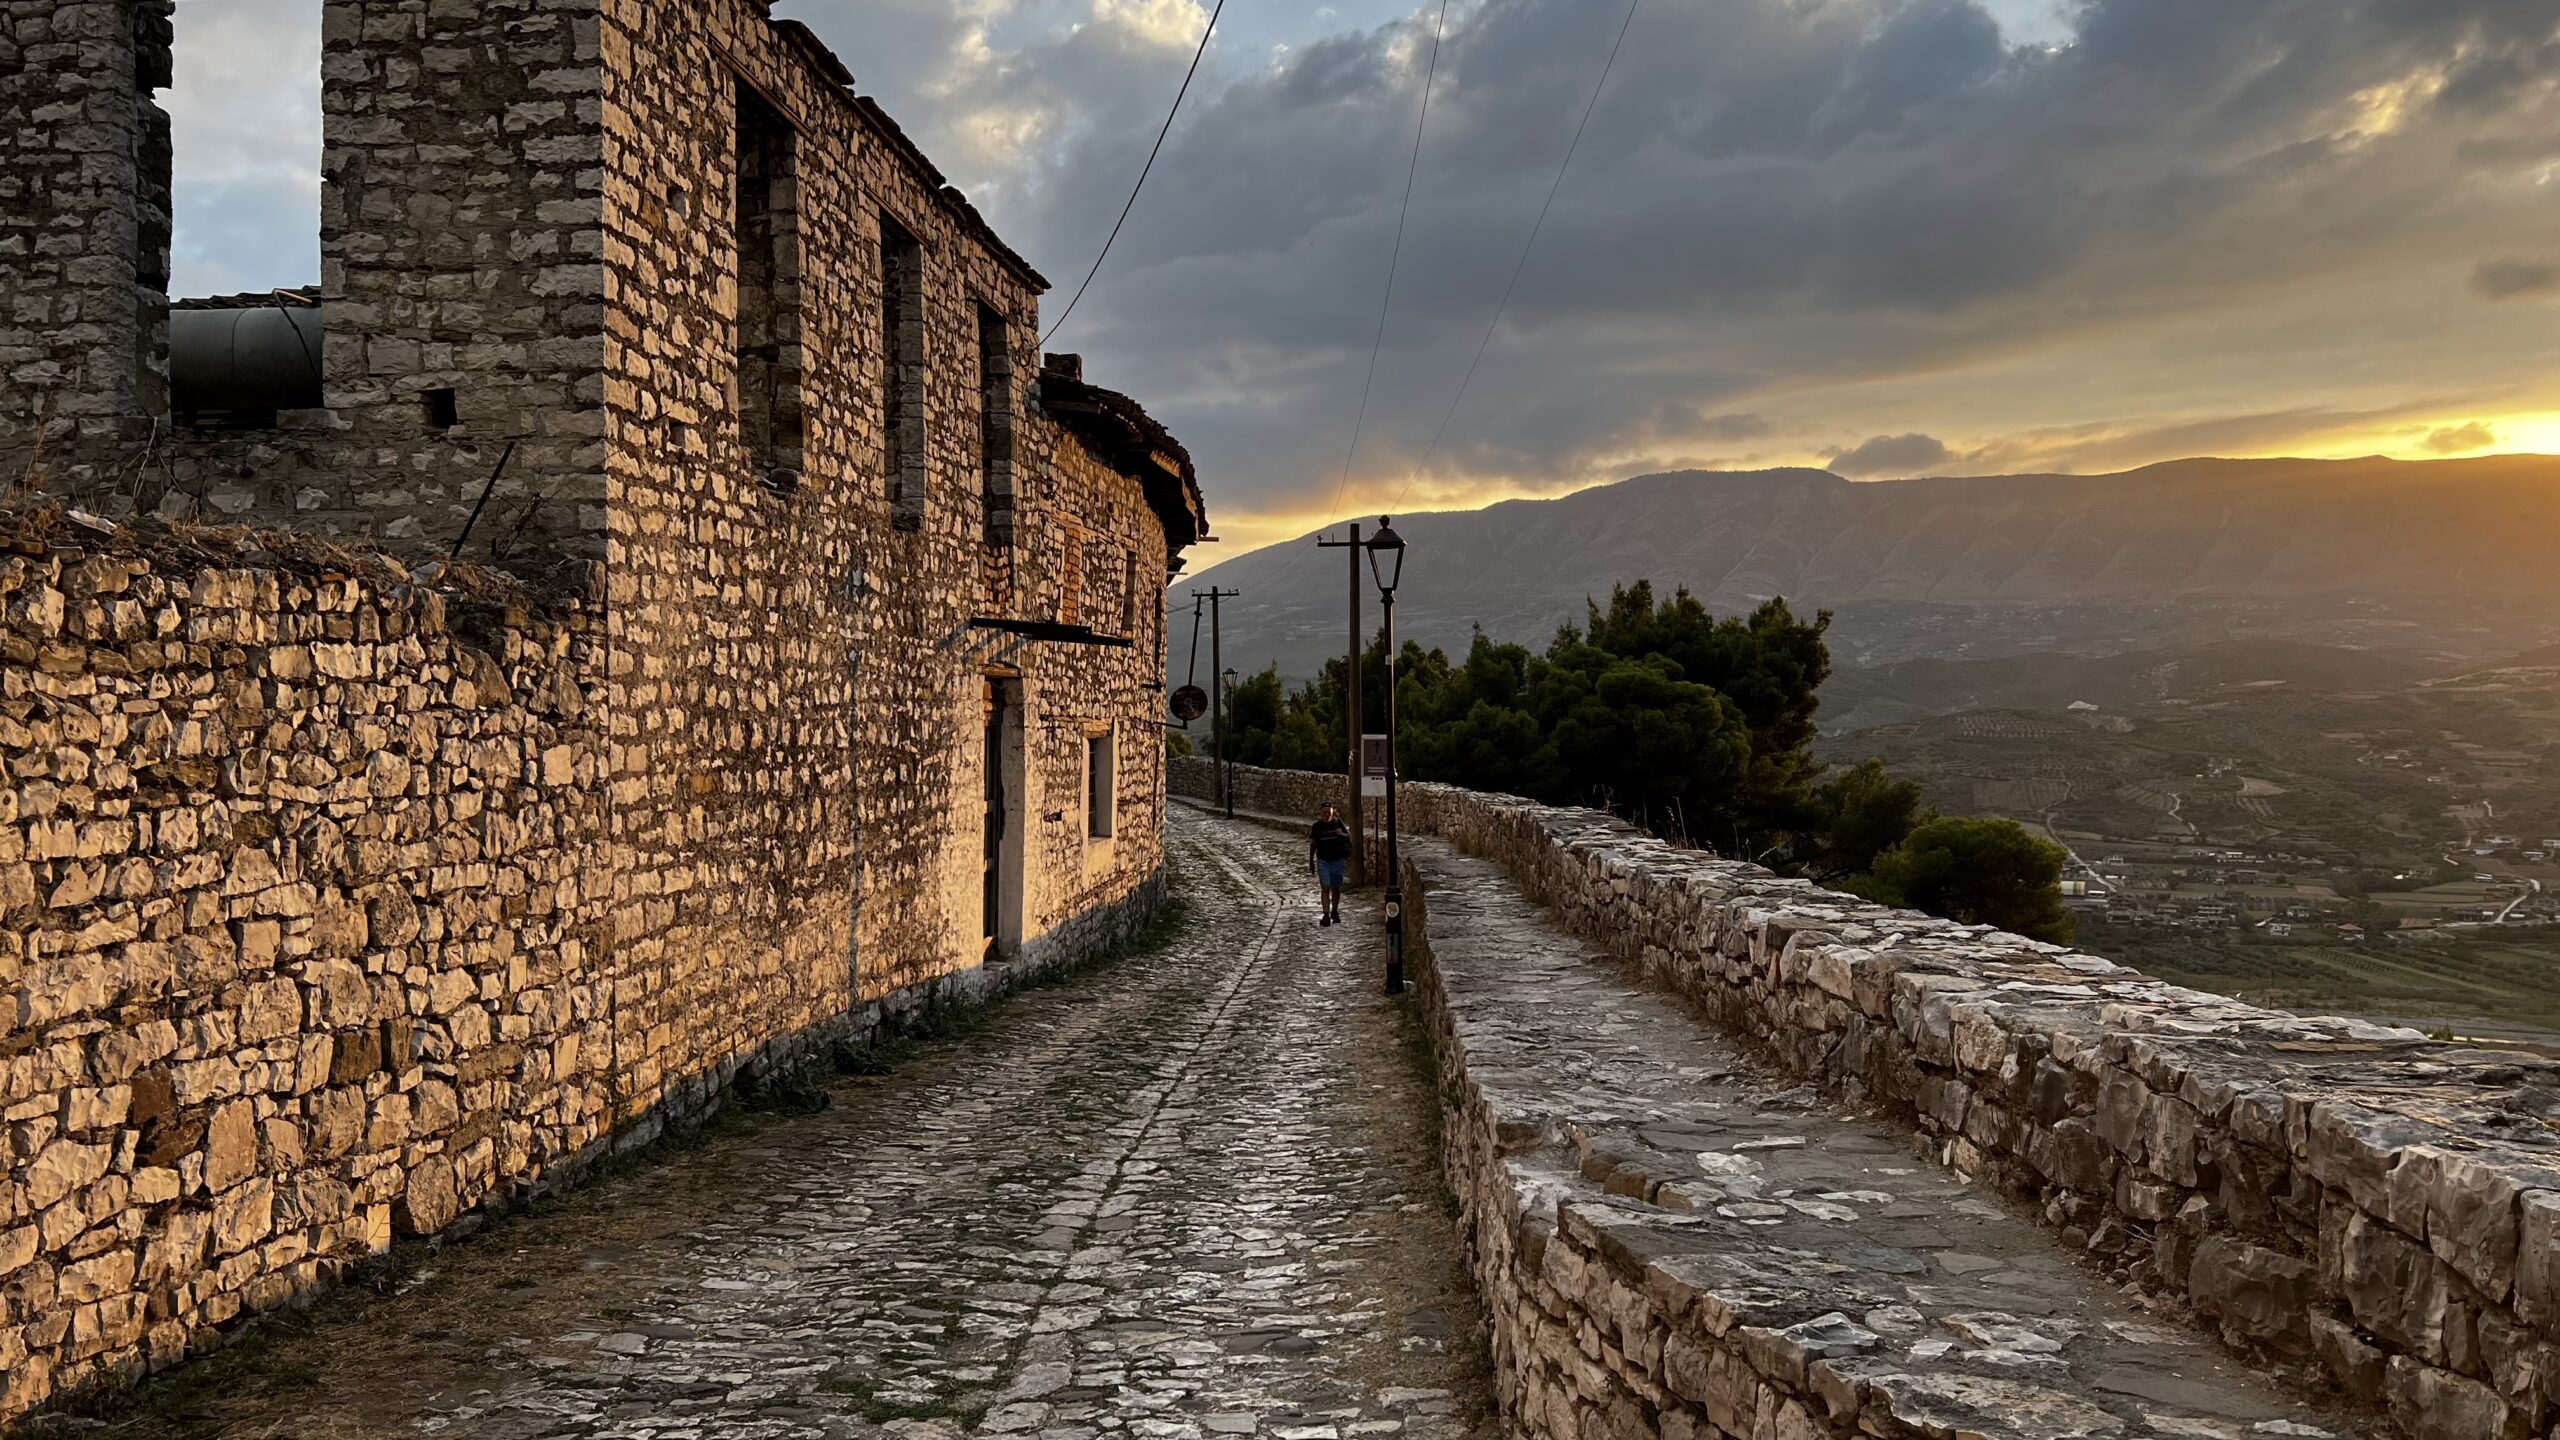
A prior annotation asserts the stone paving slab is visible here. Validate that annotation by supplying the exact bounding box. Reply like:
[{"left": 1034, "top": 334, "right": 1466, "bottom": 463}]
[
  {"left": 53, "top": 812, "right": 1492, "bottom": 1440},
  {"left": 1405, "top": 835, "right": 2373, "bottom": 1440}
]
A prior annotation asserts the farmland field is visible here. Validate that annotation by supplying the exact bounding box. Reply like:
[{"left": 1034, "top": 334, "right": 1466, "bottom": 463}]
[{"left": 2103, "top": 935, "right": 2560, "bottom": 1044}]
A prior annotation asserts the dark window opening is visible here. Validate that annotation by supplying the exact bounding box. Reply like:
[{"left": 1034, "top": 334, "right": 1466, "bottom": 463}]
[
  {"left": 736, "top": 82, "right": 804, "bottom": 498},
  {"left": 424, "top": 388, "right": 458, "bottom": 429},
  {"left": 1087, "top": 733, "right": 1116, "bottom": 839},
  {"left": 977, "top": 302, "right": 1014, "bottom": 546},
  {"left": 882, "top": 214, "right": 927, "bottom": 529}
]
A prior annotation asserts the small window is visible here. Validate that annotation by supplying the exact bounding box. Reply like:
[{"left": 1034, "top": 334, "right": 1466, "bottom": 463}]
[
  {"left": 882, "top": 214, "right": 927, "bottom": 529},
  {"left": 1119, "top": 548, "right": 1139, "bottom": 638},
  {"left": 737, "top": 84, "right": 804, "bottom": 496},
  {"left": 424, "top": 388, "right": 458, "bottom": 429},
  {"left": 1087, "top": 732, "right": 1116, "bottom": 839},
  {"left": 978, "top": 302, "right": 1015, "bottom": 546},
  {"left": 1059, "top": 531, "right": 1085, "bottom": 627}
]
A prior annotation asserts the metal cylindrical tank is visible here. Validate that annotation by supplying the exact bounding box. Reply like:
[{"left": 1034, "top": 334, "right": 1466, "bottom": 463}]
[{"left": 170, "top": 304, "right": 325, "bottom": 414}]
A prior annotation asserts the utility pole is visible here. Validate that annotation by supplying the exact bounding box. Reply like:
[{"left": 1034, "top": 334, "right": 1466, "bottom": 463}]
[
  {"left": 1202, "top": 587, "right": 1239, "bottom": 817},
  {"left": 1315, "top": 524, "right": 1364, "bottom": 884}
]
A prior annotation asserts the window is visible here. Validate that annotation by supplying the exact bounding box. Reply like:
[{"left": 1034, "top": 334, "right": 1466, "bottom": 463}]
[
  {"left": 881, "top": 214, "right": 927, "bottom": 528},
  {"left": 978, "top": 302, "right": 1015, "bottom": 546},
  {"left": 1087, "top": 732, "right": 1116, "bottom": 839},
  {"left": 1119, "top": 548, "right": 1139, "bottom": 638},
  {"left": 1058, "top": 530, "right": 1085, "bottom": 627},
  {"left": 735, "top": 83, "right": 803, "bottom": 496},
  {"left": 423, "top": 388, "right": 458, "bottom": 429}
]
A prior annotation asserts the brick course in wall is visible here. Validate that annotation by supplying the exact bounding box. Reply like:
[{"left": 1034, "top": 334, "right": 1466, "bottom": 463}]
[{"left": 1177, "top": 759, "right": 2560, "bottom": 1440}]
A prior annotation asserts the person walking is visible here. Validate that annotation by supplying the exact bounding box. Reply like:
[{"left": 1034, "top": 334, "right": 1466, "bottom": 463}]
[{"left": 1309, "top": 803, "right": 1354, "bottom": 926}]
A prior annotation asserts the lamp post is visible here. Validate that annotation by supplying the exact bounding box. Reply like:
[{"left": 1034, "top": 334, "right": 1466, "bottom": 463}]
[
  {"left": 1220, "top": 666, "right": 1239, "bottom": 819},
  {"left": 1365, "top": 517, "right": 1408, "bottom": 995}
]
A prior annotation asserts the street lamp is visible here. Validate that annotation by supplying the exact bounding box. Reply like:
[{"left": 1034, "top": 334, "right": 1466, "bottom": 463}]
[
  {"left": 1221, "top": 666, "right": 1239, "bottom": 819},
  {"left": 1365, "top": 517, "right": 1408, "bottom": 995}
]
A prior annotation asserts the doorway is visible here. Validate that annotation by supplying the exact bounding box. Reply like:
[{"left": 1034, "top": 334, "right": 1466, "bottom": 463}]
[{"left": 982, "top": 676, "right": 1026, "bottom": 960}]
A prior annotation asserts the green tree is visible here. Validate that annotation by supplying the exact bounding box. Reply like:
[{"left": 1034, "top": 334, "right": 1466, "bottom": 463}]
[
  {"left": 1544, "top": 656, "right": 1751, "bottom": 841},
  {"left": 1551, "top": 585, "right": 1833, "bottom": 854},
  {"left": 1806, "top": 759, "right": 1931, "bottom": 880},
  {"left": 1214, "top": 666, "right": 1287, "bottom": 767},
  {"left": 1850, "top": 817, "right": 2076, "bottom": 943}
]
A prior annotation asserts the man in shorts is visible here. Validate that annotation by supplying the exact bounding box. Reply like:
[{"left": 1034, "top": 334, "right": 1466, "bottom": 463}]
[{"left": 1309, "top": 803, "right": 1354, "bottom": 926}]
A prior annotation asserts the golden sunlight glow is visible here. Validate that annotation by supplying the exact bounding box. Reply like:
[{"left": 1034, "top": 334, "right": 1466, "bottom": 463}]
[
  {"left": 2336, "top": 67, "right": 2449, "bottom": 144},
  {"left": 2460, "top": 412, "right": 2560, "bottom": 455},
  {"left": 1092, "top": 0, "right": 1212, "bottom": 49}
]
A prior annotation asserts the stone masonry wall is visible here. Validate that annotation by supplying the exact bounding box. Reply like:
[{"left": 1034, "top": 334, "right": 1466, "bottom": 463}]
[
  {"left": 0, "top": 506, "right": 1164, "bottom": 1424},
  {"left": 0, "top": 523, "right": 612, "bottom": 1418},
  {"left": 0, "top": 1, "right": 176, "bottom": 490},
  {"left": 305, "top": 0, "right": 610, "bottom": 555},
  {"left": 1177, "top": 759, "right": 2560, "bottom": 1440},
  {"left": 599, "top": 0, "right": 1171, "bottom": 1000}
]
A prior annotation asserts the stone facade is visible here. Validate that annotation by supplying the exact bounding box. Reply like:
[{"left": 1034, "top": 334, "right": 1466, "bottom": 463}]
[
  {"left": 1179, "top": 759, "right": 2560, "bottom": 1440},
  {"left": 0, "top": 1, "right": 1208, "bottom": 1421},
  {"left": 0, "top": 1, "right": 175, "bottom": 484}
]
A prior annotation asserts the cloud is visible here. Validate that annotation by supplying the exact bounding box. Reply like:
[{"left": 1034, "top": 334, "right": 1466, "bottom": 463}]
[
  {"left": 2473, "top": 258, "right": 2560, "bottom": 300},
  {"left": 169, "top": 0, "right": 2560, "bottom": 530},
  {"left": 1829, "top": 433, "right": 1953, "bottom": 478},
  {"left": 165, "top": 0, "right": 320, "bottom": 296},
  {"left": 2424, "top": 421, "right": 2499, "bottom": 454},
  {"left": 1695, "top": 413, "right": 1775, "bottom": 442}
]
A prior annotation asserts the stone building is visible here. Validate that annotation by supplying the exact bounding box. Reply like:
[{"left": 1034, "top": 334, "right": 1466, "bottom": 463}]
[{"left": 0, "top": 0, "right": 1206, "bottom": 1415}]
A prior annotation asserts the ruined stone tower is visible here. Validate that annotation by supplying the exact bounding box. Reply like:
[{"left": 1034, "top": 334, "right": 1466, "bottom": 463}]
[{"left": 0, "top": 1, "right": 176, "bottom": 485}]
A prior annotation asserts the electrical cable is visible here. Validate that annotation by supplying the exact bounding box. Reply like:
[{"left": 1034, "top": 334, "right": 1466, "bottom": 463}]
[
  {"left": 1259, "top": 0, "right": 1456, "bottom": 597},
  {"left": 1040, "top": 0, "right": 1231, "bottom": 349},
  {"left": 1386, "top": 0, "right": 1644, "bottom": 518}
]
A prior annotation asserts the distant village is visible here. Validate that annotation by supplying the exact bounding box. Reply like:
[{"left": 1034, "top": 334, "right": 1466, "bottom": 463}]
[{"left": 2069, "top": 833, "right": 2560, "bottom": 940}]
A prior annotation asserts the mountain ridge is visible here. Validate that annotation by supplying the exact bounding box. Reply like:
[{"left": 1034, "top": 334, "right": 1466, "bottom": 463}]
[{"left": 1173, "top": 455, "right": 2560, "bottom": 682}]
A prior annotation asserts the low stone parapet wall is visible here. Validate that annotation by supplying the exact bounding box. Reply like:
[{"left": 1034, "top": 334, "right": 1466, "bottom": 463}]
[
  {"left": 1184, "top": 759, "right": 2560, "bottom": 1438},
  {"left": 1402, "top": 836, "right": 2364, "bottom": 1440}
]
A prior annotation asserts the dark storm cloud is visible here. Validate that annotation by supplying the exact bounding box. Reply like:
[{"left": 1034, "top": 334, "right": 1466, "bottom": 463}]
[
  {"left": 2473, "top": 258, "right": 2560, "bottom": 300},
  {"left": 1829, "top": 432, "right": 1952, "bottom": 477},
  {"left": 178, "top": 0, "right": 2560, "bottom": 527},
  {"left": 775, "top": 0, "right": 2555, "bottom": 522}
]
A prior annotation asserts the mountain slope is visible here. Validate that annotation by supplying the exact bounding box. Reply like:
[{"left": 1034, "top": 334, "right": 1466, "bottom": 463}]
[{"left": 1173, "top": 455, "right": 2560, "bottom": 681}]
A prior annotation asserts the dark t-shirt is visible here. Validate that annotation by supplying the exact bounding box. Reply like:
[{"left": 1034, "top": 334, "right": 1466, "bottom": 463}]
[{"left": 1310, "top": 817, "right": 1354, "bottom": 862}]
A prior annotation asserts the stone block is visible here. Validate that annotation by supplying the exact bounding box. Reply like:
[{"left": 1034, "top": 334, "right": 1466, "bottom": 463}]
[
  {"left": 2188, "top": 1235, "right": 2314, "bottom": 1353},
  {"left": 2384, "top": 1354, "right": 2512, "bottom": 1440}
]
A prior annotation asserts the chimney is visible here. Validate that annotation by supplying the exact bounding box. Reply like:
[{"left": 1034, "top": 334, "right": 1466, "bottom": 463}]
[{"left": 1043, "top": 352, "right": 1083, "bottom": 383}]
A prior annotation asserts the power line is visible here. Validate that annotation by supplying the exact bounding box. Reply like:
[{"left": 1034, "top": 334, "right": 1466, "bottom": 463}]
[
  {"left": 1387, "top": 0, "right": 1644, "bottom": 517},
  {"left": 1040, "top": 0, "right": 1231, "bottom": 349},
  {"left": 1325, "top": 0, "right": 1453, "bottom": 528},
  {"left": 1264, "top": 0, "right": 1455, "bottom": 596}
]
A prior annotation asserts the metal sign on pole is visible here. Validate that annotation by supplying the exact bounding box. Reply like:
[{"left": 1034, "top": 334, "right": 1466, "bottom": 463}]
[{"left": 1360, "top": 735, "right": 1389, "bottom": 797}]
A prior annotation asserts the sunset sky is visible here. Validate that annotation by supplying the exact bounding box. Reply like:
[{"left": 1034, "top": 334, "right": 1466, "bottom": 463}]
[{"left": 169, "top": 0, "right": 2560, "bottom": 553}]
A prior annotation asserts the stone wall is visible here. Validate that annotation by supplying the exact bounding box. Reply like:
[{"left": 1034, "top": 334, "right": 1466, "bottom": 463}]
[
  {"left": 0, "top": 0, "right": 176, "bottom": 489},
  {"left": 0, "top": 505, "right": 1166, "bottom": 1423},
  {"left": 1, "top": 4, "right": 1203, "bottom": 1414},
  {"left": 591, "top": 1, "right": 1178, "bottom": 996},
  {"left": 308, "top": 0, "right": 610, "bottom": 555},
  {"left": 1181, "top": 759, "right": 2560, "bottom": 1440},
  {"left": 0, "top": 521, "right": 611, "bottom": 1418}
]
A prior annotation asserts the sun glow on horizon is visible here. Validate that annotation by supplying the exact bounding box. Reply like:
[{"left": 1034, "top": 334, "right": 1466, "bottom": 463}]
[{"left": 1186, "top": 417, "right": 2560, "bottom": 567}]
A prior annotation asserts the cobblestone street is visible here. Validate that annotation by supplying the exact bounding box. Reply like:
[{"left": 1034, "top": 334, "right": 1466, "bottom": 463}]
[{"left": 86, "top": 810, "right": 1490, "bottom": 1440}]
